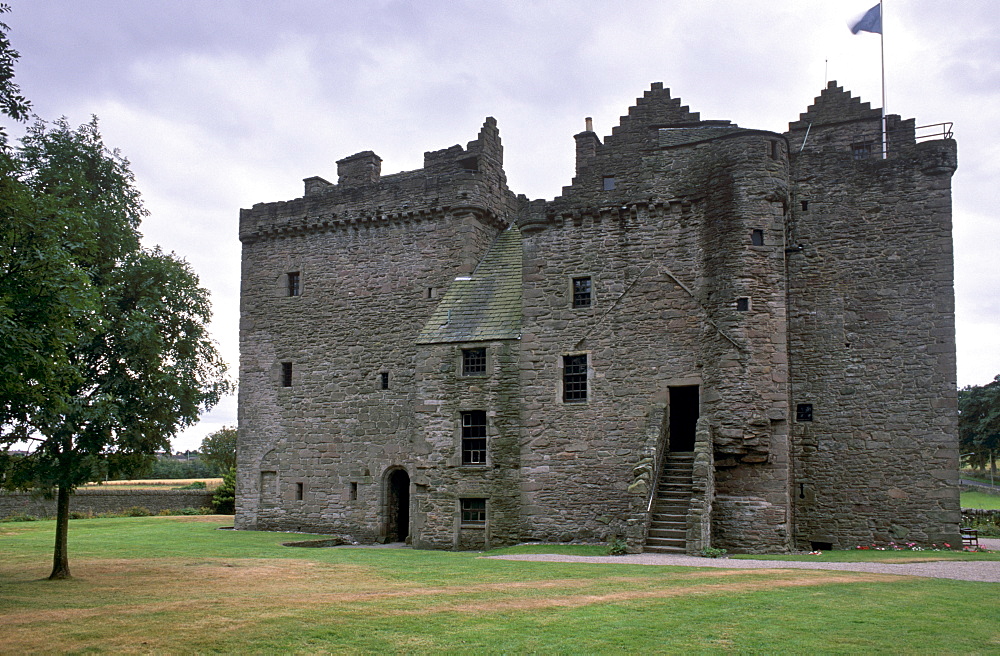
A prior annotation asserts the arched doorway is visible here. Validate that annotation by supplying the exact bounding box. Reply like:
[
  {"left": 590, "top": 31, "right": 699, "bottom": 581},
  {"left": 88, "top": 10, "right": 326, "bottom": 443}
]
[{"left": 385, "top": 468, "right": 410, "bottom": 542}]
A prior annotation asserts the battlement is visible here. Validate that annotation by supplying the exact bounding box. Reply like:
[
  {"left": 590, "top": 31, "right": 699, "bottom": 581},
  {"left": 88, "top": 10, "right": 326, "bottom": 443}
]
[{"left": 241, "top": 118, "right": 515, "bottom": 243}]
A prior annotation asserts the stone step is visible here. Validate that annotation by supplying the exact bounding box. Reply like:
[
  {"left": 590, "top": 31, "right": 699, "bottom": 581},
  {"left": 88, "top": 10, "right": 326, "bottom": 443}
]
[
  {"left": 644, "top": 544, "right": 687, "bottom": 554},
  {"left": 647, "top": 528, "right": 686, "bottom": 539},
  {"left": 645, "top": 537, "right": 686, "bottom": 549}
]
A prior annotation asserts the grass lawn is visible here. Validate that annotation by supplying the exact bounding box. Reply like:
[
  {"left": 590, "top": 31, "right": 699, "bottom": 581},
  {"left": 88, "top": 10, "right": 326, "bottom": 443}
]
[
  {"left": 2, "top": 517, "right": 999, "bottom": 654},
  {"left": 962, "top": 490, "right": 1000, "bottom": 510}
]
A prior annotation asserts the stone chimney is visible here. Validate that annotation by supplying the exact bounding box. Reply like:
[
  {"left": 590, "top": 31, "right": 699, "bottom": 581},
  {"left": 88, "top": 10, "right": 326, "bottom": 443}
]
[
  {"left": 336, "top": 151, "right": 382, "bottom": 186},
  {"left": 574, "top": 117, "right": 601, "bottom": 176}
]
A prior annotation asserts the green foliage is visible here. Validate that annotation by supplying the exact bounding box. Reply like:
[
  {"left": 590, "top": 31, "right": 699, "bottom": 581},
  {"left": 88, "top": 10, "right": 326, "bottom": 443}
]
[
  {"left": 122, "top": 506, "right": 152, "bottom": 517},
  {"left": 0, "top": 513, "right": 37, "bottom": 522},
  {"left": 697, "top": 547, "right": 728, "bottom": 558},
  {"left": 175, "top": 480, "right": 206, "bottom": 490},
  {"left": 0, "top": 3, "right": 31, "bottom": 145},
  {"left": 959, "top": 375, "right": 1000, "bottom": 474},
  {"left": 200, "top": 426, "right": 237, "bottom": 474},
  {"left": 142, "top": 455, "right": 216, "bottom": 479},
  {"left": 605, "top": 534, "right": 628, "bottom": 555},
  {"left": 212, "top": 467, "right": 236, "bottom": 514}
]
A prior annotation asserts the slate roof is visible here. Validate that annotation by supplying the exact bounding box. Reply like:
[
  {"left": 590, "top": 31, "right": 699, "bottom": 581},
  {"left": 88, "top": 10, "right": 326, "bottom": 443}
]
[
  {"left": 416, "top": 225, "right": 522, "bottom": 344},
  {"left": 658, "top": 125, "right": 742, "bottom": 148}
]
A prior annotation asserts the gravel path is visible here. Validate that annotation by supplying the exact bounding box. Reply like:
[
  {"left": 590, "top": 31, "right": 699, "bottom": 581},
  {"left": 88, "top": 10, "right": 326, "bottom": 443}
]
[{"left": 487, "top": 538, "right": 1000, "bottom": 583}]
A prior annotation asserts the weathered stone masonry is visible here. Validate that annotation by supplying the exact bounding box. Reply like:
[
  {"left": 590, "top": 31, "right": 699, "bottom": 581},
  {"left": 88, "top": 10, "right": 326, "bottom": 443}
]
[{"left": 236, "top": 82, "right": 960, "bottom": 553}]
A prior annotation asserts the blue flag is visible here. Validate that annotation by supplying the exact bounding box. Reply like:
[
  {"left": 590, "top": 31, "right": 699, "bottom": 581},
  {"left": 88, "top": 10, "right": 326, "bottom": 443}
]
[{"left": 850, "top": 3, "right": 882, "bottom": 34}]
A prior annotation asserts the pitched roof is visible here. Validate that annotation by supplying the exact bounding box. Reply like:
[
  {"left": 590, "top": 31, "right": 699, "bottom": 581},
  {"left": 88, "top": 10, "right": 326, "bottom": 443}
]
[{"left": 416, "top": 225, "right": 522, "bottom": 344}]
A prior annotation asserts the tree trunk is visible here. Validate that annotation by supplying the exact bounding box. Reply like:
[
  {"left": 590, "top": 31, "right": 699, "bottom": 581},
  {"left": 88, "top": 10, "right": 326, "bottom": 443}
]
[{"left": 49, "top": 484, "right": 72, "bottom": 580}]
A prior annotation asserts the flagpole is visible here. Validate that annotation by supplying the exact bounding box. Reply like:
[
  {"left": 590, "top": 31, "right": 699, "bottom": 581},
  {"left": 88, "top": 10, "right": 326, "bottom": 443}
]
[{"left": 881, "top": 0, "right": 886, "bottom": 157}]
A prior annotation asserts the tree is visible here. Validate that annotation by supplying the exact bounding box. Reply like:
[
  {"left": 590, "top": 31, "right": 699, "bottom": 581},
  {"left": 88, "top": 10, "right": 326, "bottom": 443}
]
[
  {"left": 0, "top": 3, "right": 31, "bottom": 146},
  {"left": 212, "top": 467, "right": 236, "bottom": 514},
  {"left": 0, "top": 117, "right": 230, "bottom": 579},
  {"left": 200, "top": 426, "right": 237, "bottom": 475},
  {"left": 958, "top": 375, "right": 1000, "bottom": 482}
]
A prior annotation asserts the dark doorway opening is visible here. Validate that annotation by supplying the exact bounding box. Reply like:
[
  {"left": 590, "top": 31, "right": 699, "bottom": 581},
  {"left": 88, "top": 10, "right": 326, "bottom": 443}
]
[
  {"left": 386, "top": 469, "right": 410, "bottom": 542},
  {"left": 668, "top": 386, "right": 699, "bottom": 452}
]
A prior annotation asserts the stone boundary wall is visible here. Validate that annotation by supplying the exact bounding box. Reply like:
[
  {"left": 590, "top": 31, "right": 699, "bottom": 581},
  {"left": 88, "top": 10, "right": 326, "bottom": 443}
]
[
  {"left": 0, "top": 489, "right": 215, "bottom": 518},
  {"left": 960, "top": 480, "right": 1000, "bottom": 496}
]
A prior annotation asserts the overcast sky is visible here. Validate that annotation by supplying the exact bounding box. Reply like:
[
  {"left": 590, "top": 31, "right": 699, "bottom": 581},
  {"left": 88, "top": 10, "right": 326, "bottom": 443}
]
[{"left": 5, "top": 0, "right": 998, "bottom": 452}]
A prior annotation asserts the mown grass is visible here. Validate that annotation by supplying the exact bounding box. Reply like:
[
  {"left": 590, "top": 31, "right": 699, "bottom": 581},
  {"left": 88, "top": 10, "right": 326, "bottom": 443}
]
[
  {"left": 2, "top": 517, "right": 999, "bottom": 654},
  {"left": 962, "top": 490, "right": 1000, "bottom": 510}
]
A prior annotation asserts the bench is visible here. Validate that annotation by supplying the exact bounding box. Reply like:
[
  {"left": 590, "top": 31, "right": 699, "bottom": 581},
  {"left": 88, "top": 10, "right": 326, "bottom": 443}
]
[{"left": 960, "top": 527, "right": 979, "bottom": 549}]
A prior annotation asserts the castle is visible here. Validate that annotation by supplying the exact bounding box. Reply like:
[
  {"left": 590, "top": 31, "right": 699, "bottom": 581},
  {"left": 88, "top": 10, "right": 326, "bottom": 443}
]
[{"left": 235, "top": 82, "right": 960, "bottom": 553}]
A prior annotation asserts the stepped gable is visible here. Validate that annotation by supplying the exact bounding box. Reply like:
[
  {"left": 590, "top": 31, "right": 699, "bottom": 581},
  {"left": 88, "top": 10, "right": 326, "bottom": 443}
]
[
  {"left": 788, "top": 80, "right": 882, "bottom": 132},
  {"left": 416, "top": 225, "right": 523, "bottom": 344},
  {"left": 604, "top": 82, "right": 704, "bottom": 149}
]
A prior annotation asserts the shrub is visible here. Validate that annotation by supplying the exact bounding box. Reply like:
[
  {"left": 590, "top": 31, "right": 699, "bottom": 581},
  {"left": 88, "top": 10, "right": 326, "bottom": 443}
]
[
  {"left": 698, "top": 547, "right": 728, "bottom": 558},
  {"left": 212, "top": 467, "right": 236, "bottom": 514},
  {"left": 606, "top": 534, "right": 628, "bottom": 556},
  {"left": 175, "top": 481, "right": 207, "bottom": 490},
  {"left": 1, "top": 513, "right": 38, "bottom": 522},
  {"left": 123, "top": 506, "right": 152, "bottom": 517}
]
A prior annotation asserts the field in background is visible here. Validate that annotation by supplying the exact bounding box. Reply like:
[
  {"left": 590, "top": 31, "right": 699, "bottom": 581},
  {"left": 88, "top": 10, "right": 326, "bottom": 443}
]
[
  {"left": 80, "top": 478, "right": 223, "bottom": 491},
  {"left": 2, "top": 517, "right": 999, "bottom": 653}
]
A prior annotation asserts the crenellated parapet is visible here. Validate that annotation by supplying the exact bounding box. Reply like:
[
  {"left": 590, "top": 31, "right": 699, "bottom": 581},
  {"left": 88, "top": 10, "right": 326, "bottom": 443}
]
[{"left": 239, "top": 118, "right": 518, "bottom": 245}]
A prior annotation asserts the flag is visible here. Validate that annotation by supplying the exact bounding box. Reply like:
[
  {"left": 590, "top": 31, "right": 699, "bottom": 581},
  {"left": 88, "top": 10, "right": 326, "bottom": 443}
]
[{"left": 850, "top": 3, "right": 882, "bottom": 35}]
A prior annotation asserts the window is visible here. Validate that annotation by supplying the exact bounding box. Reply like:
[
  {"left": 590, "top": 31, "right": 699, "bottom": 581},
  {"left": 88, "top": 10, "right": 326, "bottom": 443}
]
[
  {"left": 852, "top": 141, "right": 874, "bottom": 160},
  {"left": 381, "top": 372, "right": 389, "bottom": 390},
  {"left": 736, "top": 297, "right": 750, "bottom": 312},
  {"left": 769, "top": 140, "right": 781, "bottom": 160},
  {"left": 800, "top": 200, "right": 809, "bottom": 211},
  {"left": 461, "top": 411, "right": 487, "bottom": 465},
  {"left": 281, "top": 362, "right": 293, "bottom": 387},
  {"left": 462, "top": 348, "right": 487, "bottom": 376},
  {"left": 461, "top": 498, "right": 486, "bottom": 525},
  {"left": 563, "top": 354, "right": 588, "bottom": 402},
  {"left": 350, "top": 482, "right": 358, "bottom": 501},
  {"left": 796, "top": 404, "right": 814, "bottom": 422},
  {"left": 751, "top": 229, "right": 764, "bottom": 246},
  {"left": 295, "top": 482, "right": 304, "bottom": 500},
  {"left": 572, "top": 277, "right": 592, "bottom": 308},
  {"left": 287, "top": 271, "right": 301, "bottom": 297},
  {"left": 602, "top": 176, "right": 616, "bottom": 191}
]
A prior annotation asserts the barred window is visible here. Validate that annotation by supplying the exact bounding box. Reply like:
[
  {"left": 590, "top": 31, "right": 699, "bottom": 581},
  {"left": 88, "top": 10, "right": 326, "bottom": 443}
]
[
  {"left": 287, "top": 271, "right": 301, "bottom": 297},
  {"left": 563, "top": 354, "right": 588, "bottom": 402},
  {"left": 461, "top": 498, "right": 486, "bottom": 524},
  {"left": 852, "top": 141, "right": 874, "bottom": 160},
  {"left": 461, "top": 411, "right": 487, "bottom": 465},
  {"left": 572, "top": 277, "right": 592, "bottom": 308},
  {"left": 462, "top": 348, "right": 487, "bottom": 376}
]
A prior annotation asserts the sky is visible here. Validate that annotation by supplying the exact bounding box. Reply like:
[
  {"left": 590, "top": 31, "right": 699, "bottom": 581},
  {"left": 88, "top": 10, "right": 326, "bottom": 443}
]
[{"left": 5, "top": 0, "right": 998, "bottom": 452}]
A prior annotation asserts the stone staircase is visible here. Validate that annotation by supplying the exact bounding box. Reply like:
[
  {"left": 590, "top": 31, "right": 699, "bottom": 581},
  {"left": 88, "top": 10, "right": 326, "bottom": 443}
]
[{"left": 644, "top": 452, "right": 694, "bottom": 554}]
